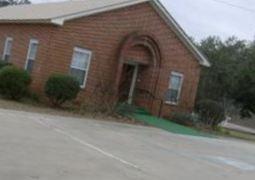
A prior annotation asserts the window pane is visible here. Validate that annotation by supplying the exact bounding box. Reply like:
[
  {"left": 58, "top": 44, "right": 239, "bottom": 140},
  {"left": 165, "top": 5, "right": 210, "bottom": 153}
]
[
  {"left": 166, "top": 73, "right": 183, "bottom": 104},
  {"left": 165, "top": 89, "right": 178, "bottom": 103},
  {"left": 70, "top": 68, "right": 86, "bottom": 86},
  {"left": 170, "top": 75, "right": 182, "bottom": 90},
  {"left": 28, "top": 43, "right": 38, "bottom": 60},
  {"left": 6, "top": 40, "right": 12, "bottom": 55},
  {"left": 71, "top": 51, "right": 90, "bottom": 70},
  {"left": 26, "top": 59, "right": 34, "bottom": 73}
]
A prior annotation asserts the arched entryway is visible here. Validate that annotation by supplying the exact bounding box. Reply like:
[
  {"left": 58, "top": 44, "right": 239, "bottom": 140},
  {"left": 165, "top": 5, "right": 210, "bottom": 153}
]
[{"left": 115, "top": 32, "right": 161, "bottom": 108}]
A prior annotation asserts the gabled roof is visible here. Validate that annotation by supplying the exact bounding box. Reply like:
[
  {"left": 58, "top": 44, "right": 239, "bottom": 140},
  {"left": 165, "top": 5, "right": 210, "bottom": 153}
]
[{"left": 0, "top": 0, "right": 210, "bottom": 67}]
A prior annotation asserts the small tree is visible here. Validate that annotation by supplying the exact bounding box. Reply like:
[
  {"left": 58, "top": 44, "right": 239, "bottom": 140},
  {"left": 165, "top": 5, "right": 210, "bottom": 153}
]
[
  {"left": 196, "top": 99, "right": 225, "bottom": 128},
  {"left": 0, "top": 66, "right": 31, "bottom": 100},
  {"left": 79, "top": 78, "right": 117, "bottom": 115},
  {"left": 233, "top": 69, "right": 255, "bottom": 117},
  {"left": 44, "top": 74, "right": 80, "bottom": 107}
]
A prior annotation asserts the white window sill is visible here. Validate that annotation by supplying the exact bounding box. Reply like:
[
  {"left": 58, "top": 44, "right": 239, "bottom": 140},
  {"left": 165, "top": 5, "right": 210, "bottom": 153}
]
[{"left": 165, "top": 101, "right": 179, "bottom": 106}]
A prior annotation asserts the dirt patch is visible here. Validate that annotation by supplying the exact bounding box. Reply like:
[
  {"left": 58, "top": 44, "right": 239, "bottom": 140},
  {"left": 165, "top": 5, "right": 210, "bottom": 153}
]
[{"left": 0, "top": 99, "right": 143, "bottom": 125}]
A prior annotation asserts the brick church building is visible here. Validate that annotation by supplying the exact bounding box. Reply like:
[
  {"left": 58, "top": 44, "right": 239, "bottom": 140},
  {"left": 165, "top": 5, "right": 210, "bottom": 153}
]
[{"left": 0, "top": 0, "right": 210, "bottom": 116}]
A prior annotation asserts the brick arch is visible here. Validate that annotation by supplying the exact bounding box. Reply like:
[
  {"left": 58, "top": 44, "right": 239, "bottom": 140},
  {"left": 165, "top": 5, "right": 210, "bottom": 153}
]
[
  {"left": 118, "top": 32, "right": 161, "bottom": 67},
  {"left": 114, "top": 32, "right": 162, "bottom": 94}
]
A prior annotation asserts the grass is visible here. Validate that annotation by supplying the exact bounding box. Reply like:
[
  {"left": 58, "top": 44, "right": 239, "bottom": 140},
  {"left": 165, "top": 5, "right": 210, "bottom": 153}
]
[
  {"left": 0, "top": 98, "right": 138, "bottom": 125},
  {"left": 216, "top": 127, "right": 255, "bottom": 142},
  {"left": 0, "top": 98, "right": 80, "bottom": 117}
]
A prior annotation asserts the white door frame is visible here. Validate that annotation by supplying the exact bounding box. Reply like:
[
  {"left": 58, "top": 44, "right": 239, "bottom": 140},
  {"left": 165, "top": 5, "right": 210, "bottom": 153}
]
[{"left": 127, "top": 63, "right": 139, "bottom": 104}]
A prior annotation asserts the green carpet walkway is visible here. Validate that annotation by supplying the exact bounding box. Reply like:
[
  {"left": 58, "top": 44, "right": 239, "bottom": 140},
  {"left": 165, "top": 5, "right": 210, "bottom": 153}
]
[
  {"left": 117, "top": 104, "right": 212, "bottom": 137},
  {"left": 131, "top": 113, "right": 211, "bottom": 137}
]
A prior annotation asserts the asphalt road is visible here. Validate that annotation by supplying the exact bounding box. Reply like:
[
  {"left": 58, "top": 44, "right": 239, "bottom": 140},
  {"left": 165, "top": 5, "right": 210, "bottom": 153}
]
[{"left": 0, "top": 109, "right": 255, "bottom": 180}]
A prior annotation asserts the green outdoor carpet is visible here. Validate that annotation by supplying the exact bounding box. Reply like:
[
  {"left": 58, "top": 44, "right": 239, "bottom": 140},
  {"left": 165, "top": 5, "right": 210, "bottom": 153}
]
[
  {"left": 117, "top": 103, "right": 211, "bottom": 137},
  {"left": 130, "top": 113, "right": 211, "bottom": 137}
]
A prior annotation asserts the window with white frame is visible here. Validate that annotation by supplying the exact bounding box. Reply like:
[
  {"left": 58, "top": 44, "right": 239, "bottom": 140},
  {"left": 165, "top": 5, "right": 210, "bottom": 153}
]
[
  {"left": 70, "top": 47, "right": 92, "bottom": 88},
  {"left": 2, "top": 37, "right": 13, "bottom": 62},
  {"left": 165, "top": 72, "right": 184, "bottom": 104},
  {"left": 25, "top": 39, "right": 39, "bottom": 73}
]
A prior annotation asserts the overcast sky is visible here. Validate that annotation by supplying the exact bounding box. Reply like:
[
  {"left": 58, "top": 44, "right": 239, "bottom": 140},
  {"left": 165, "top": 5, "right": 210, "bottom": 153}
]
[{"left": 31, "top": 0, "right": 255, "bottom": 41}]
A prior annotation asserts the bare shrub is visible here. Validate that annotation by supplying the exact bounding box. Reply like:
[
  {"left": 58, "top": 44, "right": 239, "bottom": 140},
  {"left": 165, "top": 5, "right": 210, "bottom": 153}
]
[{"left": 79, "top": 79, "right": 118, "bottom": 116}]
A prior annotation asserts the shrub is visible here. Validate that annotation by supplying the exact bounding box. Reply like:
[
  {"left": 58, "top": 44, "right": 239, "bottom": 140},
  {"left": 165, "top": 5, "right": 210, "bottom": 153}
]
[
  {"left": 78, "top": 79, "right": 118, "bottom": 115},
  {"left": 0, "top": 61, "right": 12, "bottom": 69},
  {"left": 196, "top": 99, "right": 225, "bottom": 128},
  {"left": 92, "top": 80, "right": 117, "bottom": 113},
  {"left": 44, "top": 74, "right": 80, "bottom": 107},
  {"left": 171, "top": 112, "right": 199, "bottom": 127},
  {"left": 115, "top": 103, "right": 140, "bottom": 116},
  {"left": 0, "top": 66, "right": 31, "bottom": 100}
]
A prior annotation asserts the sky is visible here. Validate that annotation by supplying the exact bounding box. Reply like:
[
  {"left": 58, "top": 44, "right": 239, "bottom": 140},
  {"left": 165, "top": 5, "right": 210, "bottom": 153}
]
[{"left": 31, "top": 0, "right": 255, "bottom": 41}]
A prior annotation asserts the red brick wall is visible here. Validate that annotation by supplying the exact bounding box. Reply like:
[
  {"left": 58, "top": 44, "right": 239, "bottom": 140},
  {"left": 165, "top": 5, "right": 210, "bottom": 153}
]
[
  {"left": 124, "top": 45, "right": 152, "bottom": 65},
  {"left": 0, "top": 2, "right": 201, "bottom": 117},
  {"left": 0, "top": 24, "right": 56, "bottom": 92}
]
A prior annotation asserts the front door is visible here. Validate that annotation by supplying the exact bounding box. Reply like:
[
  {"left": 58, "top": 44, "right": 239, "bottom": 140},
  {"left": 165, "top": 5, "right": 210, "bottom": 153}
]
[{"left": 119, "top": 63, "right": 139, "bottom": 104}]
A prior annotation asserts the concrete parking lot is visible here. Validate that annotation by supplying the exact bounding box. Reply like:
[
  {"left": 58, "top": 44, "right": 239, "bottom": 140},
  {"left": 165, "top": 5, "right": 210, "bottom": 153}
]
[{"left": 0, "top": 109, "right": 255, "bottom": 180}]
